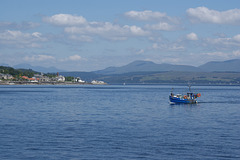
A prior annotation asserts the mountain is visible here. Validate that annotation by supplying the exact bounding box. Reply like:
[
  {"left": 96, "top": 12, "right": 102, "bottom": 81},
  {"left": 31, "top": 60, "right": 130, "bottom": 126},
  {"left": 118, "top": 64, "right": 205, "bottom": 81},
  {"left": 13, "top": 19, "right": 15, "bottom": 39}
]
[
  {"left": 13, "top": 64, "right": 65, "bottom": 73},
  {"left": 95, "top": 59, "right": 240, "bottom": 75},
  {"left": 95, "top": 60, "right": 200, "bottom": 75},
  {"left": 97, "top": 71, "right": 240, "bottom": 84},
  {"left": 198, "top": 59, "right": 240, "bottom": 72},
  {"left": 91, "top": 59, "right": 240, "bottom": 84}
]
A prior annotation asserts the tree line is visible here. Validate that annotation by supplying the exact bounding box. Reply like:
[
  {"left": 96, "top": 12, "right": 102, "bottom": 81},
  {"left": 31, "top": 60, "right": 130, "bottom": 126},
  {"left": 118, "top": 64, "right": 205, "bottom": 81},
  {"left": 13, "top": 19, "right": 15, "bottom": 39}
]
[{"left": 0, "top": 66, "right": 40, "bottom": 78}]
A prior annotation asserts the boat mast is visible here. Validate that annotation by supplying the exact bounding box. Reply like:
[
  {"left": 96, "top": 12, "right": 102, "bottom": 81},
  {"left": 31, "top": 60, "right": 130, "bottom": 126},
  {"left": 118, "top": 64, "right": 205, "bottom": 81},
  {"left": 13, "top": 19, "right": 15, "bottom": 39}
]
[{"left": 188, "top": 83, "right": 192, "bottom": 92}]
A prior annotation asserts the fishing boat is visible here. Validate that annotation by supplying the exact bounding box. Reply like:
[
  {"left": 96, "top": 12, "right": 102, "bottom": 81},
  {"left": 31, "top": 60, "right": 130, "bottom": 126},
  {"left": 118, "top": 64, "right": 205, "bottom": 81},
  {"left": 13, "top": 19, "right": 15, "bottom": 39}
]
[{"left": 169, "top": 86, "right": 201, "bottom": 104}]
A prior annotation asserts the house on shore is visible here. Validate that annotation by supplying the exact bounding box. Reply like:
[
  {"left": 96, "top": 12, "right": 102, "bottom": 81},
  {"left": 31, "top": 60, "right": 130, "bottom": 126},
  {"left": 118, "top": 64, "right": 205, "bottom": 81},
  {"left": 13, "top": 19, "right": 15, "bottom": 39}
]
[
  {"left": 51, "top": 75, "right": 65, "bottom": 82},
  {"left": 26, "top": 73, "right": 66, "bottom": 82},
  {"left": 0, "top": 73, "right": 13, "bottom": 80}
]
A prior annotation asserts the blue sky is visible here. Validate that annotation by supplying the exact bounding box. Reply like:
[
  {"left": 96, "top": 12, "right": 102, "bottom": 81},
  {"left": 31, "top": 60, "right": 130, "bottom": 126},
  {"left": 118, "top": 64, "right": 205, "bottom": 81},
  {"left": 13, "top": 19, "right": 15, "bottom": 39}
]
[{"left": 1, "top": 0, "right": 240, "bottom": 71}]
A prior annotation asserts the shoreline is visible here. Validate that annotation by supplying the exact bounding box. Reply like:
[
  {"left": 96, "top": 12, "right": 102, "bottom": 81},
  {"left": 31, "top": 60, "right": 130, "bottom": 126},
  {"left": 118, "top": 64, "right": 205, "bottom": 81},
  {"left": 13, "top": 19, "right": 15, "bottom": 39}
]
[
  {"left": 0, "top": 81, "right": 107, "bottom": 85},
  {"left": 1, "top": 81, "right": 239, "bottom": 86}
]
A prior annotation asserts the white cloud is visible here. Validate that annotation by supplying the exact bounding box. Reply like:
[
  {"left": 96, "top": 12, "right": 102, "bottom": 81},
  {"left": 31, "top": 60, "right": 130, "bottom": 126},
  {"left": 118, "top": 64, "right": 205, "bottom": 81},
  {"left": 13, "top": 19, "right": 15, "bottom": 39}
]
[
  {"left": 0, "top": 21, "right": 39, "bottom": 30},
  {"left": 205, "top": 34, "right": 240, "bottom": 48},
  {"left": 125, "top": 10, "right": 167, "bottom": 21},
  {"left": 43, "top": 14, "right": 87, "bottom": 26},
  {"left": 232, "top": 34, "right": 240, "bottom": 42},
  {"left": 127, "top": 25, "right": 149, "bottom": 36},
  {"left": 44, "top": 13, "right": 151, "bottom": 41},
  {"left": 187, "top": 7, "right": 240, "bottom": 24},
  {"left": 145, "top": 22, "right": 175, "bottom": 31},
  {"left": 65, "top": 22, "right": 149, "bottom": 40},
  {"left": 197, "top": 50, "right": 240, "bottom": 62},
  {"left": 233, "top": 50, "right": 240, "bottom": 56},
  {"left": 124, "top": 10, "right": 179, "bottom": 23},
  {"left": 186, "top": 32, "right": 198, "bottom": 41},
  {"left": 32, "top": 32, "right": 42, "bottom": 38},
  {"left": 0, "top": 30, "right": 47, "bottom": 48},
  {"left": 23, "top": 54, "right": 87, "bottom": 64},
  {"left": 59, "top": 54, "right": 87, "bottom": 62},
  {"left": 124, "top": 10, "right": 180, "bottom": 31},
  {"left": 68, "top": 54, "right": 82, "bottom": 61},
  {"left": 68, "top": 35, "right": 92, "bottom": 42},
  {"left": 202, "top": 51, "right": 229, "bottom": 58},
  {"left": 24, "top": 55, "right": 56, "bottom": 62},
  {"left": 152, "top": 42, "right": 185, "bottom": 51}
]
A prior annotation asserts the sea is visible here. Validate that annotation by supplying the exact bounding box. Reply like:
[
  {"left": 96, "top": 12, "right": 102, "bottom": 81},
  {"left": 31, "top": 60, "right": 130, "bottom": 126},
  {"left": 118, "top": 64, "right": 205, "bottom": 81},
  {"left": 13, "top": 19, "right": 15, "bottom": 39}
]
[{"left": 0, "top": 84, "right": 239, "bottom": 160}]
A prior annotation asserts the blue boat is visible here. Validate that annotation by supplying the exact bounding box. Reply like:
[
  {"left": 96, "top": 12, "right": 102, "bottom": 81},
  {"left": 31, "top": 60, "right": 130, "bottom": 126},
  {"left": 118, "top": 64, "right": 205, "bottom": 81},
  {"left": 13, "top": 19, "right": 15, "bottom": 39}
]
[{"left": 169, "top": 86, "right": 201, "bottom": 104}]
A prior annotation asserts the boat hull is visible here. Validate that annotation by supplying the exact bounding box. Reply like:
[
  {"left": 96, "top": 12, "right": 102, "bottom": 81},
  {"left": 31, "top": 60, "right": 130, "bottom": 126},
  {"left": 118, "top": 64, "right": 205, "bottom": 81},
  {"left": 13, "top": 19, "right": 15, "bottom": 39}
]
[{"left": 169, "top": 96, "right": 197, "bottom": 104}]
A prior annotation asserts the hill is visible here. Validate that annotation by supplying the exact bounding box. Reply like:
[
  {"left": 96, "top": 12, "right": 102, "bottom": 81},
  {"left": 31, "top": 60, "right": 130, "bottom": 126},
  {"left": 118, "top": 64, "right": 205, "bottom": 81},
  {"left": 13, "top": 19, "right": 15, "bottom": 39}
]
[
  {"left": 95, "top": 59, "right": 240, "bottom": 75},
  {"left": 198, "top": 59, "right": 240, "bottom": 72},
  {"left": 96, "top": 71, "right": 240, "bottom": 85},
  {"left": 59, "top": 59, "right": 240, "bottom": 84},
  {"left": 0, "top": 66, "right": 40, "bottom": 77},
  {"left": 4, "top": 59, "right": 239, "bottom": 85},
  {"left": 95, "top": 60, "right": 200, "bottom": 75},
  {"left": 13, "top": 64, "right": 65, "bottom": 73}
]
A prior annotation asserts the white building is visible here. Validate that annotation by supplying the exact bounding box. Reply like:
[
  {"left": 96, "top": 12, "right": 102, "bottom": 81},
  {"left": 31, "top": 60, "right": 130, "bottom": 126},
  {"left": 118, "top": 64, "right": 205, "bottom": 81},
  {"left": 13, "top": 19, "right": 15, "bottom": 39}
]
[
  {"left": 75, "top": 77, "right": 85, "bottom": 83},
  {"left": 91, "top": 80, "right": 105, "bottom": 84},
  {"left": 56, "top": 75, "right": 65, "bottom": 82}
]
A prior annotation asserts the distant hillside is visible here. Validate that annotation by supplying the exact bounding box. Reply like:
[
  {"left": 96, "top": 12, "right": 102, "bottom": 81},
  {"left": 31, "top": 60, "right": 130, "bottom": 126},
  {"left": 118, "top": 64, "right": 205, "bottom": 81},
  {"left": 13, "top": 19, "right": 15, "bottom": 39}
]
[
  {"left": 95, "top": 60, "right": 200, "bottom": 75},
  {"left": 0, "top": 66, "right": 40, "bottom": 77},
  {"left": 10, "top": 59, "right": 240, "bottom": 76},
  {"left": 7, "top": 59, "right": 233, "bottom": 85},
  {"left": 89, "top": 59, "right": 240, "bottom": 84},
  {"left": 14, "top": 64, "right": 65, "bottom": 73},
  {"left": 95, "top": 59, "right": 240, "bottom": 75},
  {"left": 198, "top": 59, "right": 240, "bottom": 72},
  {"left": 5, "top": 59, "right": 239, "bottom": 85},
  {"left": 97, "top": 71, "right": 240, "bottom": 85}
]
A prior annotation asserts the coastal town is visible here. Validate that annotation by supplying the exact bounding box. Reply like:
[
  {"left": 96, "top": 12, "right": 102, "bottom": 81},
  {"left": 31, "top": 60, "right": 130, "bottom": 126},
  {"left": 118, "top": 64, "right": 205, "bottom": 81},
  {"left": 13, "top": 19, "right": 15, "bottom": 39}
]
[{"left": 0, "top": 72, "right": 106, "bottom": 85}]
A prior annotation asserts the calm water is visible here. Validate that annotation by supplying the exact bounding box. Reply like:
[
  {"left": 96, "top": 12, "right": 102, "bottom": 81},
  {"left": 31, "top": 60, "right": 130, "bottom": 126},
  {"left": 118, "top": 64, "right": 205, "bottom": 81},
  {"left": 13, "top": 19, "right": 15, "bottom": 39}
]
[{"left": 0, "top": 85, "right": 239, "bottom": 160}]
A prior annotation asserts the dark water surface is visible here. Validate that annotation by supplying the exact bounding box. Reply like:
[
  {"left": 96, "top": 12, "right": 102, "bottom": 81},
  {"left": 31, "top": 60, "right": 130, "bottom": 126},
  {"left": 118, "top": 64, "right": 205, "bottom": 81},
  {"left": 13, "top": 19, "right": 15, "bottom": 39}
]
[{"left": 0, "top": 85, "right": 239, "bottom": 160}]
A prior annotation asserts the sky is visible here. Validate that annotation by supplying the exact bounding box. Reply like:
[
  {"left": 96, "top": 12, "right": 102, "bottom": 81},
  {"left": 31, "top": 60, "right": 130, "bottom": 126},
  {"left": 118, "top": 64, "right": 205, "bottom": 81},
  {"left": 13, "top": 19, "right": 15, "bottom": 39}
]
[{"left": 1, "top": 0, "right": 240, "bottom": 71}]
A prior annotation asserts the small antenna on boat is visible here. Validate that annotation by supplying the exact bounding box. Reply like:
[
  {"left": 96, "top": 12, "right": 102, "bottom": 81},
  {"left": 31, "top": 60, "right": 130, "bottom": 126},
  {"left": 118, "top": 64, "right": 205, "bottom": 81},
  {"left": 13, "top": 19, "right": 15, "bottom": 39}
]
[{"left": 188, "top": 82, "right": 192, "bottom": 92}]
